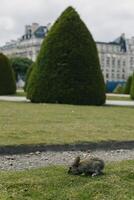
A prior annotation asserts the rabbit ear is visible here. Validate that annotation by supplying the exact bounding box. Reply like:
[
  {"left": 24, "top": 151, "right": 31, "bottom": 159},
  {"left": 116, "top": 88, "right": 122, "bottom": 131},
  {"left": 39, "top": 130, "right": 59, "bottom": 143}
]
[{"left": 72, "top": 156, "right": 80, "bottom": 167}]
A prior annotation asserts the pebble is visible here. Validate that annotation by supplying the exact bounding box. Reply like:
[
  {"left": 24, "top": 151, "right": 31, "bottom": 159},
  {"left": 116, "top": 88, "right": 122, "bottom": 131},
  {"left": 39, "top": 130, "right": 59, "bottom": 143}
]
[
  {"left": 0, "top": 149, "right": 133, "bottom": 171},
  {"left": 5, "top": 156, "right": 15, "bottom": 160},
  {"left": 35, "top": 151, "right": 41, "bottom": 155}
]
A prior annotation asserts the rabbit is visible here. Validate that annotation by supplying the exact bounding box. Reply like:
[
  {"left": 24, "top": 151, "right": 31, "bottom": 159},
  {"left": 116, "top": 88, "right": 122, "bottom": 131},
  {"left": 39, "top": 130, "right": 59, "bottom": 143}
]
[{"left": 68, "top": 156, "right": 105, "bottom": 176}]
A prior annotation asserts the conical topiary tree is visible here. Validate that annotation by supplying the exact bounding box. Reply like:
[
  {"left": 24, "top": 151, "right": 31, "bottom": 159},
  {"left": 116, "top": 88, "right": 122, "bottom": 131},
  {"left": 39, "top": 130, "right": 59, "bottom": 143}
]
[
  {"left": 24, "top": 63, "right": 34, "bottom": 92},
  {"left": 124, "top": 75, "right": 132, "bottom": 94},
  {"left": 0, "top": 53, "right": 16, "bottom": 95},
  {"left": 27, "top": 6, "right": 106, "bottom": 105},
  {"left": 130, "top": 73, "right": 134, "bottom": 99}
]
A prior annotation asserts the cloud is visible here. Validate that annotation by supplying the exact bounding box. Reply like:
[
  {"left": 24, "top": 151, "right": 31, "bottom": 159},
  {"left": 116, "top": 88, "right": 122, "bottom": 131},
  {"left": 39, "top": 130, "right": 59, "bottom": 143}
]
[
  {"left": 0, "top": 17, "right": 15, "bottom": 31},
  {"left": 0, "top": 0, "right": 134, "bottom": 45}
]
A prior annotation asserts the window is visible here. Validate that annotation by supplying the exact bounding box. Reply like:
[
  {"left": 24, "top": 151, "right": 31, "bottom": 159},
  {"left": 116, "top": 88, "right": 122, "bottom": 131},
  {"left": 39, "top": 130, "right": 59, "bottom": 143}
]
[
  {"left": 117, "top": 74, "right": 120, "bottom": 79},
  {"left": 112, "top": 73, "right": 114, "bottom": 78},
  {"left": 106, "top": 57, "right": 110, "bottom": 67},
  {"left": 123, "top": 60, "right": 126, "bottom": 67},
  {"left": 106, "top": 73, "right": 109, "bottom": 78},
  {"left": 117, "top": 59, "right": 121, "bottom": 68},
  {"left": 29, "top": 51, "right": 33, "bottom": 56},
  {"left": 101, "top": 56, "right": 105, "bottom": 64},
  {"left": 122, "top": 74, "right": 125, "bottom": 79},
  {"left": 130, "top": 57, "right": 134, "bottom": 67},
  {"left": 112, "top": 58, "right": 115, "bottom": 67}
]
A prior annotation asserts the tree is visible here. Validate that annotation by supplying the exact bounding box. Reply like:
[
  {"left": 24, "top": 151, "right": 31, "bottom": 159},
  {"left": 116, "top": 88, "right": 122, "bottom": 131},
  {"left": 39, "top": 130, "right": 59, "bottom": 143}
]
[
  {"left": 10, "top": 57, "right": 33, "bottom": 81},
  {"left": 124, "top": 75, "right": 132, "bottom": 94},
  {"left": 24, "top": 63, "right": 34, "bottom": 91},
  {"left": 113, "top": 84, "right": 124, "bottom": 94},
  {"left": 0, "top": 53, "right": 16, "bottom": 95},
  {"left": 27, "top": 6, "right": 106, "bottom": 105},
  {"left": 130, "top": 74, "right": 134, "bottom": 99}
]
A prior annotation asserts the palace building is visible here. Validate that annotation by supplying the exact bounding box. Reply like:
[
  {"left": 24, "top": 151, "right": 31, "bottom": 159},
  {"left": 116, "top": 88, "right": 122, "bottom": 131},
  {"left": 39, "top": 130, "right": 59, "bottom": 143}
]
[
  {"left": 1, "top": 24, "right": 134, "bottom": 90},
  {"left": 96, "top": 34, "right": 134, "bottom": 90},
  {"left": 0, "top": 23, "right": 49, "bottom": 61}
]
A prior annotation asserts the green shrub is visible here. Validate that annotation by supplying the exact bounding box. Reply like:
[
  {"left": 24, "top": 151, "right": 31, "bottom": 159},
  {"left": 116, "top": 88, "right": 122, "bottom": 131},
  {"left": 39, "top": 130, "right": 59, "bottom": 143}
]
[
  {"left": 10, "top": 57, "right": 33, "bottom": 81},
  {"left": 124, "top": 75, "right": 132, "bottom": 94},
  {"left": 122, "top": 84, "right": 126, "bottom": 94},
  {"left": 113, "top": 84, "right": 124, "bottom": 94},
  {"left": 0, "top": 53, "right": 16, "bottom": 95},
  {"left": 24, "top": 63, "right": 34, "bottom": 92},
  {"left": 27, "top": 6, "right": 106, "bottom": 105},
  {"left": 130, "top": 74, "right": 134, "bottom": 99}
]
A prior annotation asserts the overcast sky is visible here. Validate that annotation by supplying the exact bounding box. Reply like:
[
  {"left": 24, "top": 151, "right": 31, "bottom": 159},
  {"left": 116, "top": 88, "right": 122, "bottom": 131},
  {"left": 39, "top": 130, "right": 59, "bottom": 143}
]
[{"left": 0, "top": 0, "right": 134, "bottom": 46}]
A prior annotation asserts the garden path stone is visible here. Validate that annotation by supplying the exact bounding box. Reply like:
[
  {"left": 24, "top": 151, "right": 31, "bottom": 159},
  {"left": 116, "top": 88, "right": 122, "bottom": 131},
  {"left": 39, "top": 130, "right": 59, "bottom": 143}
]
[{"left": 0, "top": 149, "right": 133, "bottom": 171}]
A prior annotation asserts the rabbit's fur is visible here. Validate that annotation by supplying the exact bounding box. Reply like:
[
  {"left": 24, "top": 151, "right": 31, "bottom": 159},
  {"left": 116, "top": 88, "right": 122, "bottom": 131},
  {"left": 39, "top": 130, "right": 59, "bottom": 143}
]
[{"left": 68, "top": 156, "right": 105, "bottom": 176}]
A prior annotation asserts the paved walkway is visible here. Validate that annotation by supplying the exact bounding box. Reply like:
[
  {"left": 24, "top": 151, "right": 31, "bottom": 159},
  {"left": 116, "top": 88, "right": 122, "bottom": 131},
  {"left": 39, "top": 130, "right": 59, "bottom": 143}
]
[
  {"left": 0, "top": 96, "right": 29, "bottom": 102},
  {"left": 106, "top": 93, "right": 130, "bottom": 97},
  {"left": 105, "top": 100, "right": 134, "bottom": 106},
  {"left": 0, "top": 96, "right": 134, "bottom": 106}
]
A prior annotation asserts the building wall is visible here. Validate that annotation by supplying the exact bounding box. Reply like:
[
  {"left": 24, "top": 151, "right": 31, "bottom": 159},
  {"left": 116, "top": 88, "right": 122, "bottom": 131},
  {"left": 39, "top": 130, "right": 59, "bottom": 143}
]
[
  {"left": 0, "top": 37, "right": 43, "bottom": 62},
  {"left": 97, "top": 36, "right": 134, "bottom": 83},
  {"left": 1, "top": 28, "right": 134, "bottom": 83},
  {"left": 97, "top": 43, "right": 127, "bottom": 82},
  {"left": 0, "top": 23, "right": 47, "bottom": 61}
]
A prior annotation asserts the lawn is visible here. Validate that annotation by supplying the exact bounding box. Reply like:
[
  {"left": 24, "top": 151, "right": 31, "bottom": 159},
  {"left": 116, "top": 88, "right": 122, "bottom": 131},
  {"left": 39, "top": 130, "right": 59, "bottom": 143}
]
[
  {"left": 10, "top": 91, "right": 26, "bottom": 97},
  {"left": 106, "top": 95, "right": 131, "bottom": 101},
  {"left": 15, "top": 91, "right": 26, "bottom": 97},
  {"left": 0, "top": 101, "right": 134, "bottom": 146},
  {"left": 0, "top": 160, "right": 133, "bottom": 200}
]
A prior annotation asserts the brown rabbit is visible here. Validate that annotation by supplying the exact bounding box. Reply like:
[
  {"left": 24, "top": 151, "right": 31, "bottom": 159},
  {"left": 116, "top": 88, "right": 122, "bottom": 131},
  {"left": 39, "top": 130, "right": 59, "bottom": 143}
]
[{"left": 68, "top": 156, "right": 105, "bottom": 176}]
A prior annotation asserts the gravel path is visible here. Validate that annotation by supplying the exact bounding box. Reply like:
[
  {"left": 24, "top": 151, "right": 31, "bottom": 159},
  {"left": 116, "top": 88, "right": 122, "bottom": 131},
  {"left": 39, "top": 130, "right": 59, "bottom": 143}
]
[
  {"left": 0, "top": 149, "right": 134, "bottom": 171},
  {"left": 0, "top": 96, "right": 29, "bottom": 102}
]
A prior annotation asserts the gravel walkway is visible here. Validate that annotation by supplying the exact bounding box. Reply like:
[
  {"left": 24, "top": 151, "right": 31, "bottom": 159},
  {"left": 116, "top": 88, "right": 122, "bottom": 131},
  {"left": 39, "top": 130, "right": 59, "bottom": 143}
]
[{"left": 0, "top": 149, "right": 134, "bottom": 171}]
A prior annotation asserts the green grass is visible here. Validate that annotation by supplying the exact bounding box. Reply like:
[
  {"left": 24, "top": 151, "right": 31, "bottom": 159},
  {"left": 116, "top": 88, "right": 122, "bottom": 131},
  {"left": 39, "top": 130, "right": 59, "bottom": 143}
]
[
  {"left": 106, "top": 95, "right": 131, "bottom": 101},
  {"left": 0, "top": 101, "right": 134, "bottom": 146},
  {"left": 0, "top": 160, "right": 133, "bottom": 200},
  {"left": 15, "top": 91, "right": 26, "bottom": 97},
  {"left": 10, "top": 91, "right": 26, "bottom": 97}
]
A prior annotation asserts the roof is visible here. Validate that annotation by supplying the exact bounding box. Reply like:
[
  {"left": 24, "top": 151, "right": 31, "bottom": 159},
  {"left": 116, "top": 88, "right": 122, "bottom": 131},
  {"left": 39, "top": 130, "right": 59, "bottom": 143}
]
[
  {"left": 113, "top": 35, "right": 127, "bottom": 52},
  {"left": 96, "top": 41, "right": 120, "bottom": 46},
  {"left": 96, "top": 34, "right": 127, "bottom": 52},
  {"left": 34, "top": 26, "right": 48, "bottom": 38}
]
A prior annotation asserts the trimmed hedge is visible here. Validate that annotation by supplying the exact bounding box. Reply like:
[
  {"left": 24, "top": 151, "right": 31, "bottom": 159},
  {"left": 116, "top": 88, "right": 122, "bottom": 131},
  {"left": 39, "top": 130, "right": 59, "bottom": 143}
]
[
  {"left": 130, "top": 74, "right": 134, "bottom": 99},
  {"left": 24, "top": 63, "right": 34, "bottom": 92},
  {"left": 10, "top": 57, "right": 33, "bottom": 81},
  {"left": 27, "top": 6, "right": 106, "bottom": 105},
  {"left": 124, "top": 75, "right": 132, "bottom": 94},
  {"left": 0, "top": 53, "right": 16, "bottom": 95}
]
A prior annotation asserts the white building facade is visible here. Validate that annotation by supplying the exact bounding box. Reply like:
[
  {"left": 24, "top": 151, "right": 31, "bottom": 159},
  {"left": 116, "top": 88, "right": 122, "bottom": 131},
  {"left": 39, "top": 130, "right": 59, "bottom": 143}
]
[
  {"left": 96, "top": 34, "right": 134, "bottom": 84},
  {"left": 0, "top": 26, "right": 134, "bottom": 86},
  {"left": 0, "top": 23, "right": 48, "bottom": 61}
]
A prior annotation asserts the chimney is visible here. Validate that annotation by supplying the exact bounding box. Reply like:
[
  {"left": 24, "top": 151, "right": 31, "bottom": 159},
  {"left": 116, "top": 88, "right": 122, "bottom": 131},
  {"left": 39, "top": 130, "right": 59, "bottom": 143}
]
[{"left": 31, "top": 23, "right": 39, "bottom": 33}]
